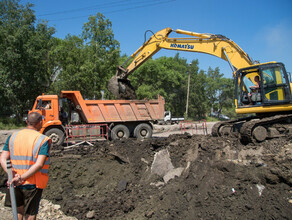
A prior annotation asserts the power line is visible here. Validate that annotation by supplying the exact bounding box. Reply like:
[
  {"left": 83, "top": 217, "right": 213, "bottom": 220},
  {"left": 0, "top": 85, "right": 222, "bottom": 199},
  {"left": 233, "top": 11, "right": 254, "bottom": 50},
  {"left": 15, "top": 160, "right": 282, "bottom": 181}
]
[
  {"left": 38, "top": 0, "right": 131, "bottom": 17},
  {"left": 39, "top": 0, "right": 173, "bottom": 17},
  {"left": 48, "top": 0, "right": 175, "bottom": 22}
]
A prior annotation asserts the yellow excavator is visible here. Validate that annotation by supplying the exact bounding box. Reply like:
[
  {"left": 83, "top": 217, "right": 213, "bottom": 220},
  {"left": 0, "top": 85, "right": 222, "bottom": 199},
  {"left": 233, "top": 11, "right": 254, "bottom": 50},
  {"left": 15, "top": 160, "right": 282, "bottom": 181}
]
[{"left": 108, "top": 28, "right": 292, "bottom": 143}]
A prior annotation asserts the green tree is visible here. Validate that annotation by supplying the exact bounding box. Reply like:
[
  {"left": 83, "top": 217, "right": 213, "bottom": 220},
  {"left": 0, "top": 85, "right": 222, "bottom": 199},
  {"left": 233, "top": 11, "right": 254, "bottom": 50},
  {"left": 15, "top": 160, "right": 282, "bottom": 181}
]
[
  {"left": 218, "top": 77, "right": 234, "bottom": 113},
  {"left": 48, "top": 35, "right": 87, "bottom": 94},
  {"left": 0, "top": 0, "right": 55, "bottom": 121},
  {"left": 205, "top": 67, "right": 223, "bottom": 114},
  {"left": 130, "top": 54, "right": 188, "bottom": 117},
  {"left": 49, "top": 13, "right": 120, "bottom": 99},
  {"left": 187, "top": 60, "right": 208, "bottom": 119},
  {"left": 205, "top": 67, "right": 235, "bottom": 117},
  {"left": 82, "top": 13, "right": 120, "bottom": 99}
]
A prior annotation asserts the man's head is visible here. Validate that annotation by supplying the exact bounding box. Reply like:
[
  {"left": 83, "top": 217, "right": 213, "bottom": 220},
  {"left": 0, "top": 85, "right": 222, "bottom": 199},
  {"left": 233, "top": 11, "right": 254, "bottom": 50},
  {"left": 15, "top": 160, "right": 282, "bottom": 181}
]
[
  {"left": 27, "top": 112, "right": 43, "bottom": 130},
  {"left": 255, "top": 75, "right": 260, "bottom": 82}
]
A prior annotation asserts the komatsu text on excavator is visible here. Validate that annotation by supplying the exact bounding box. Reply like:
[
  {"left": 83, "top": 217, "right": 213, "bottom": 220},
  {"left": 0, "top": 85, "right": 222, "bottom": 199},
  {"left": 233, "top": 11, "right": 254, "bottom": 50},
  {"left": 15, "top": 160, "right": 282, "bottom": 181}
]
[{"left": 108, "top": 28, "right": 292, "bottom": 143}]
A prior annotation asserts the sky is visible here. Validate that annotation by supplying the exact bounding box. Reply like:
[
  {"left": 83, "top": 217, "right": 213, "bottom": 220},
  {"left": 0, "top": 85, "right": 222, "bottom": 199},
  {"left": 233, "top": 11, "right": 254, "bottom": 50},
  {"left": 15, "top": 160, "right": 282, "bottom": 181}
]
[{"left": 21, "top": 0, "right": 292, "bottom": 78}]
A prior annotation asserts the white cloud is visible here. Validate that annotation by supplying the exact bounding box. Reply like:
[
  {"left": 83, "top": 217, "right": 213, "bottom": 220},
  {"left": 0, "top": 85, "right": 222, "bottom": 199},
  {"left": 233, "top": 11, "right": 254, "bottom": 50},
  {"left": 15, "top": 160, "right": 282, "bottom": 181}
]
[
  {"left": 263, "top": 22, "right": 292, "bottom": 56},
  {"left": 254, "top": 21, "right": 292, "bottom": 72}
]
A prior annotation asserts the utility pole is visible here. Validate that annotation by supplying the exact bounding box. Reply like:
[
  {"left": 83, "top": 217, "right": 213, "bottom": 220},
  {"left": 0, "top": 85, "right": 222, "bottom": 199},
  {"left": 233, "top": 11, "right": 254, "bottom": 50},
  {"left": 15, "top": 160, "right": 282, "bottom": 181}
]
[{"left": 185, "top": 65, "right": 191, "bottom": 118}]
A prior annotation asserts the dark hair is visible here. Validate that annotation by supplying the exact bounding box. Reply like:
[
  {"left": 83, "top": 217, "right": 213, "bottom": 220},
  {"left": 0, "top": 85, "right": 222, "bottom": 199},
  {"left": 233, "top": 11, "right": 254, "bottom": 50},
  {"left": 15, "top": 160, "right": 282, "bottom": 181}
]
[
  {"left": 27, "top": 112, "right": 42, "bottom": 125},
  {"left": 255, "top": 75, "right": 260, "bottom": 81}
]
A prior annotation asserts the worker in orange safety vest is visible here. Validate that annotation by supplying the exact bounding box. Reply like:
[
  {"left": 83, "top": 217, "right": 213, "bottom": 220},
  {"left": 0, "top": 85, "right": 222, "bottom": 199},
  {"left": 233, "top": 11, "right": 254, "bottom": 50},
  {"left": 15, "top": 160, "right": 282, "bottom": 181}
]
[{"left": 0, "top": 112, "right": 51, "bottom": 220}]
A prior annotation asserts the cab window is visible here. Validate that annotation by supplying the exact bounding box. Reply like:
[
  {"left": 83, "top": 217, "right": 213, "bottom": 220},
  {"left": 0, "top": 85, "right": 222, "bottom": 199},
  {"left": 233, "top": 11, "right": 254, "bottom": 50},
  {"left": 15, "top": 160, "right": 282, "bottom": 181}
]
[
  {"left": 237, "top": 71, "right": 261, "bottom": 106},
  {"left": 42, "top": 101, "right": 51, "bottom": 109},
  {"left": 262, "top": 66, "right": 289, "bottom": 102}
]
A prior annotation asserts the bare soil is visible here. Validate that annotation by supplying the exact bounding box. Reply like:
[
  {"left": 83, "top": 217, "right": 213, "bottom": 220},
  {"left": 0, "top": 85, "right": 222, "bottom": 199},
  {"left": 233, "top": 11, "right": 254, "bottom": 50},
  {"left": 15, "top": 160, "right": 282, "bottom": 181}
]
[{"left": 1, "top": 124, "right": 292, "bottom": 219}]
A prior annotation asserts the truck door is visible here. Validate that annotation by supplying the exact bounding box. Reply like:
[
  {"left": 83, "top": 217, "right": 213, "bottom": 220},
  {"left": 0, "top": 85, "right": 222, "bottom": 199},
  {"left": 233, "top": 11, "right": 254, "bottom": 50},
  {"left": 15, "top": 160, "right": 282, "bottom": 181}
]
[{"left": 41, "top": 100, "right": 55, "bottom": 122}]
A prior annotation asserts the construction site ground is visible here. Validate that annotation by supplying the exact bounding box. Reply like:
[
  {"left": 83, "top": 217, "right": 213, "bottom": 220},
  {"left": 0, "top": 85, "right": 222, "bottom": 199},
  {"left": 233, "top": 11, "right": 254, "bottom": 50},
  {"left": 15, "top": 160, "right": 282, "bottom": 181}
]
[{"left": 0, "top": 122, "right": 292, "bottom": 219}]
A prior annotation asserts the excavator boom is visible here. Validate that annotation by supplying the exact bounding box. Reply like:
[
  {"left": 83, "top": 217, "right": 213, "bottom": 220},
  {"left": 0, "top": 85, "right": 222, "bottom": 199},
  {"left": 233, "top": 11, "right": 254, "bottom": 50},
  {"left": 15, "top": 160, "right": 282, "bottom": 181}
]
[{"left": 108, "top": 27, "right": 254, "bottom": 98}]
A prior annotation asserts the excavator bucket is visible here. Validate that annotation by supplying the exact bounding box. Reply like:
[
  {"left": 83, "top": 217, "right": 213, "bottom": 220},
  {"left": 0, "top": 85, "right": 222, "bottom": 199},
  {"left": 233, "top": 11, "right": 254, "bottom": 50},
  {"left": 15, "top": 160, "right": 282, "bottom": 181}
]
[
  {"left": 108, "top": 75, "right": 120, "bottom": 98},
  {"left": 108, "top": 75, "right": 137, "bottom": 100}
]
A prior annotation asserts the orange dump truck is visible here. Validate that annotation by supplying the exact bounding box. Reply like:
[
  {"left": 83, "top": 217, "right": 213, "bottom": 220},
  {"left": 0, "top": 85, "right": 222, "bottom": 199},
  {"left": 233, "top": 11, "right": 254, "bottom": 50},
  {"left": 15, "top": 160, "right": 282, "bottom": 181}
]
[{"left": 30, "top": 91, "right": 165, "bottom": 145}]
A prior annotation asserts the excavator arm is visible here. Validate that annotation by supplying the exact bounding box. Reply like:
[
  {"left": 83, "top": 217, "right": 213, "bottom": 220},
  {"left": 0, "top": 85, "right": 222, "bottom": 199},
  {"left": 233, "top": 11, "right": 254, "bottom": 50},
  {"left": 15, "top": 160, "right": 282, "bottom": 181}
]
[{"left": 108, "top": 27, "right": 255, "bottom": 99}]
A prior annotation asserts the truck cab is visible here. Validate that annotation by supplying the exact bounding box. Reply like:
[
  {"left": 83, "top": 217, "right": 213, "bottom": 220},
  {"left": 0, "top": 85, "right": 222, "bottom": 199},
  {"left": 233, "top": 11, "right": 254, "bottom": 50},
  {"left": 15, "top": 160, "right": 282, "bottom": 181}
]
[
  {"left": 31, "top": 94, "right": 65, "bottom": 145},
  {"left": 163, "top": 111, "right": 184, "bottom": 124}
]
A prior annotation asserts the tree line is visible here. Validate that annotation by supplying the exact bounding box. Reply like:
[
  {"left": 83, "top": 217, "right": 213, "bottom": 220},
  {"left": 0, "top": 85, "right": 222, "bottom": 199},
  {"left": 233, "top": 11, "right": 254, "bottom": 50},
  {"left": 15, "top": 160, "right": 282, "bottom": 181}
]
[{"left": 0, "top": 0, "right": 235, "bottom": 123}]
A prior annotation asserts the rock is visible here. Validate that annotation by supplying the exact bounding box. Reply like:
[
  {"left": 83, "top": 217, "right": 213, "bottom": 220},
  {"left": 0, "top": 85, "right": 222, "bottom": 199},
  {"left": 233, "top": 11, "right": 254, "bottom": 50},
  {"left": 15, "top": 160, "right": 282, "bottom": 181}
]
[
  {"left": 151, "top": 149, "right": 174, "bottom": 177},
  {"left": 145, "top": 210, "right": 154, "bottom": 218},
  {"left": 186, "top": 192, "right": 192, "bottom": 202},
  {"left": 53, "top": 204, "right": 61, "bottom": 210},
  {"left": 186, "top": 146, "right": 199, "bottom": 162},
  {"left": 256, "top": 184, "right": 265, "bottom": 196},
  {"left": 118, "top": 179, "right": 128, "bottom": 192},
  {"left": 141, "top": 158, "right": 149, "bottom": 164},
  {"left": 108, "top": 151, "right": 130, "bottom": 163},
  {"left": 150, "top": 181, "right": 165, "bottom": 187},
  {"left": 41, "top": 204, "right": 50, "bottom": 212},
  {"left": 163, "top": 167, "right": 184, "bottom": 183},
  {"left": 86, "top": 210, "right": 95, "bottom": 219},
  {"left": 55, "top": 195, "right": 63, "bottom": 201},
  {"left": 245, "top": 204, "right": 253, "bottom": 210}
]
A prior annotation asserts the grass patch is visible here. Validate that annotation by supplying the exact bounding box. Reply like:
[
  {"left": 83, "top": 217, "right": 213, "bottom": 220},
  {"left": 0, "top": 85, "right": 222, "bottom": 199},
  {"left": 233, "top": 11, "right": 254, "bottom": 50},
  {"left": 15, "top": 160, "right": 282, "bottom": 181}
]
[
  {"left": 0, "top": 117, "right": 25, "bottom": 130},
  {"left": 205, "top": 116, "right": 220, "bottom": 122}
]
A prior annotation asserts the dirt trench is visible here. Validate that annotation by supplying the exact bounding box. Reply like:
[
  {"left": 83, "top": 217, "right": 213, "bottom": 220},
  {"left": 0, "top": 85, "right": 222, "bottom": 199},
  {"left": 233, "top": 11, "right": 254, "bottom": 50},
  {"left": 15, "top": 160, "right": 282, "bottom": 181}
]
[{"left": 1, "top": 133, "right": 292, "bottom": 219}]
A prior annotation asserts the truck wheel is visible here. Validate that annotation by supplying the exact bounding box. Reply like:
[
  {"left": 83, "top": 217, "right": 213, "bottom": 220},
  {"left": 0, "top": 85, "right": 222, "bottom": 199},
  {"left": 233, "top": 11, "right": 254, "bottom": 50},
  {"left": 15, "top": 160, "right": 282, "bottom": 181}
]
[
  {"left": 134, "top": 123, "right": 152, "bottom": 139},
  {"left": 45, "top": 128, "right": 65, "bottom": 146},
  {"left": 111, "top": 125, "right": 130, "bottom": 140}
]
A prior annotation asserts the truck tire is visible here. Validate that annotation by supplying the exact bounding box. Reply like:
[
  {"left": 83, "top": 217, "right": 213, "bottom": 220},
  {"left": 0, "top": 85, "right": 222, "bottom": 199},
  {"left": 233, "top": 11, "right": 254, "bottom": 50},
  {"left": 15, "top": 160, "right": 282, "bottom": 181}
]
[
  {"left": 45, "top": 128, "right": 65, "bottom": 146},
  {"left": 111, "top": 124, "right": 130, "bottom": 140},
  {"left": 134, "top": 123, "right": 152, "bottom": 139}
]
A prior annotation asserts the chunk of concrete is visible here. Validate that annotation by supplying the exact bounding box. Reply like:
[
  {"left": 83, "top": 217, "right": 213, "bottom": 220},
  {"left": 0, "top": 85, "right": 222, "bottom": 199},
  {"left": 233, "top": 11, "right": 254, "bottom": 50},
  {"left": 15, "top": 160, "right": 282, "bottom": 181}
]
[
  {"left": 163, "top": 167, "right": 185, "bottom": 183},
  {"left": 151, "top": 149, "right": 174, "bottom": 177}
]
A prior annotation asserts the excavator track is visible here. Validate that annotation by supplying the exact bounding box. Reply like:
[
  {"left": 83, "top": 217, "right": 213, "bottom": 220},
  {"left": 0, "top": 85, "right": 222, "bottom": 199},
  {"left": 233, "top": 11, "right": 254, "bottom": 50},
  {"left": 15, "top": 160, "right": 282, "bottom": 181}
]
[
  {"left": 240, "top": 114, "right": 292, "bottom": 143},
  {"left": 211, "top": 121, "right": 225, "bottom": 137},
  {"left": 212, "top": 114, "right": 292, "bottom": 143},
  {"left": 212, "top": 116, "right": 256, "bottom": 137},
  {"left": 239, "top": 119, "right": 259, "bottom": 143}
]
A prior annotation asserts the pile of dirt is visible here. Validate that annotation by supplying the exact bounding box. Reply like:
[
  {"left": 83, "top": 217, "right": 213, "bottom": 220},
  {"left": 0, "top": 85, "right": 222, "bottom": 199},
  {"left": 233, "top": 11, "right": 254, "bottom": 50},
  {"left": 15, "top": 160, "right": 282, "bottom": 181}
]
[{"left": 1, "top": 134, "right": 292, "bottom": 219}]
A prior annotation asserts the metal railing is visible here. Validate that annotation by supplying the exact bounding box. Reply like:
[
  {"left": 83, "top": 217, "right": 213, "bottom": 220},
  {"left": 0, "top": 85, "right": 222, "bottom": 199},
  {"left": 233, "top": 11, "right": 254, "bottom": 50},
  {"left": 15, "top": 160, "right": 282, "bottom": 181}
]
[
  {"left": 180, "top": 120, "right": 208, "bottom": 135},
  {"left": 65, "top": 124, "right": 108, "bottom": 146}
]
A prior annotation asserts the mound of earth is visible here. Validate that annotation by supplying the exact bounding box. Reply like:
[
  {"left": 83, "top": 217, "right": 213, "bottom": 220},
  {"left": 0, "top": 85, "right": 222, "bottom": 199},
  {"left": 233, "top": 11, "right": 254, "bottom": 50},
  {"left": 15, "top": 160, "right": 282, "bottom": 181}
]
[{"left": 1, "top": 134, "right": 292, "bottom": 219}]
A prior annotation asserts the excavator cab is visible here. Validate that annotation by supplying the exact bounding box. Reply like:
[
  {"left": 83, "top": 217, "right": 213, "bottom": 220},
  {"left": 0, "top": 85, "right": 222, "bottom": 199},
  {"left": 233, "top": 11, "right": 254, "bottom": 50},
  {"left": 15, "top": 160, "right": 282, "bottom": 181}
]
[{"left": 235, "top": 62, "right": 292, "bottom": 112}]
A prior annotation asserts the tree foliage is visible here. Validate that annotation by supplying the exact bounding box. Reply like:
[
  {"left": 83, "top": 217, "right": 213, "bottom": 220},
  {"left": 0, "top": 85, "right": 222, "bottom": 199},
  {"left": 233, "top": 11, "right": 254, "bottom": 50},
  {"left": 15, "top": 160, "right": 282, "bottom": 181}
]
[
  {"left": 130, "top": 54, "right": 187, "bottom": 117},
  {"left": 0, "top": 0, "right": 55, "bottom": 120},
  {"left": 49, "top": 13, "right": 120, "bottom": 99},
  {"left": 187, "top": 60, "right": 208, "bottom": 119},
  {"left": 205, "top": 67, "right": 234, "bottom": 115}
]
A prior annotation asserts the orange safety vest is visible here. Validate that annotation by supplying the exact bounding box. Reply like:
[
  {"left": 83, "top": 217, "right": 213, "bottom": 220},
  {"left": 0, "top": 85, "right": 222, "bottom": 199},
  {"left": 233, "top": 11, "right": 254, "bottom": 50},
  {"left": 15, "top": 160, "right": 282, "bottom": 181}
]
[{"left": 9, "top": 129, "right": 51, "bottom": 189}]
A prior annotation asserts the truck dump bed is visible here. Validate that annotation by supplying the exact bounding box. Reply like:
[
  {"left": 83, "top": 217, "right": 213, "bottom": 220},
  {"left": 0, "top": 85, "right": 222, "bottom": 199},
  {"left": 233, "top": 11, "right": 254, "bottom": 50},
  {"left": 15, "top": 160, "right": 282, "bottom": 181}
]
[{"left": 61, "top": 91, "right": 165, "bottom": 123}]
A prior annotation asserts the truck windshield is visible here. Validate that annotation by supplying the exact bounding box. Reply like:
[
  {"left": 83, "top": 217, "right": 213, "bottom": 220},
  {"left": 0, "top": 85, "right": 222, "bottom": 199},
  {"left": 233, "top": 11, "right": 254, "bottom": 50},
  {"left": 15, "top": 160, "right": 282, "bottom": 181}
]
[{"left": 35, "top": 99, "right": 52, "bottom": 110}]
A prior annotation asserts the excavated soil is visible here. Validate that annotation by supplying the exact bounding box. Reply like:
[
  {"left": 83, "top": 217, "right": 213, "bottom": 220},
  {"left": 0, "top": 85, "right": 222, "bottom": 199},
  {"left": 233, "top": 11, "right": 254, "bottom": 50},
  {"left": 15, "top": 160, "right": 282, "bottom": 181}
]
[{"left": 1, "top": 133, "right": 292, "bottom": 219}]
